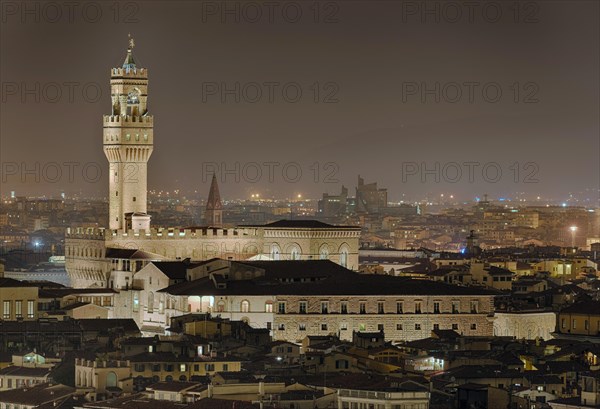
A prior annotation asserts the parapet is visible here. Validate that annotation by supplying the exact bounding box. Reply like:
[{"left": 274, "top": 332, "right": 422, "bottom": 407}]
[
  {"left": 107, "top": 227, "right": 261, "bottom": 239},
  {"left": 111, "top": 67, "right": 148, "bottom": 78},
  {"left": 103, "top": 115, "right": 154, "bottom": 125},
  {"left": 66, "top": 227, "right": 106, "bottom": 240},
  {"left": 66, "top": 226, "right": 261, "bottom": 240}
]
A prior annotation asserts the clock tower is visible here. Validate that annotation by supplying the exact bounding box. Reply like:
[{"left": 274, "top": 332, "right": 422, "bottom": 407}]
[{"left": 103, "top": 36, "right": 153, "bottom": 231}]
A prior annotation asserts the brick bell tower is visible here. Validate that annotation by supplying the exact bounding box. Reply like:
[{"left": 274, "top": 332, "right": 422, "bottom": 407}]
[{"left": 104, "top": 35, "right": 153, "bottom": 231}]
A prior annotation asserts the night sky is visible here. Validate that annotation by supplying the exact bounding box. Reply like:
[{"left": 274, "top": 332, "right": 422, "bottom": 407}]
[{"left": 1, "top": 1, "right": 598, "bottom": 203}]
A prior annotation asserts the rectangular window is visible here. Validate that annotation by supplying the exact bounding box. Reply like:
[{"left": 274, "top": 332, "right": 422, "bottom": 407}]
[
  {"left": 222, "top": 364, "right": 228, "bottom": 371},
  {"left": 433, "top": 302, "right": 440, "bottom": 314},
  {"left": 278, "top": 302, "right": 286, "bottom": 314},
  {"left": 433, "top": 323, "right": 439, "bottom": 330},
  {"left": 278, "top": 323, "right": 285, "bottom": 330},
  {"left": 359, "top": 302, "right": 366, "bottom": 314},
  {"left": 415, "top": 323, "right": 421, "bottom": 330},
  {"left": 470, "top": 301, "right": 478, "bottom": 314},
  {"left": 378, "top": 302, "right": 385, "bottom": 314},
  {"left": 585, "top": 320, "right": 589, "bottom": 330},
  {"left": 377, "top": 324, "right": 384, "bottom": 331},
  {"left": 27, "top": 300, "right": 35, "bottom": 318},
  {"left": 452, "top": 323, "right": 458, "bottom": 330},
  {"left": 572, "top": 319, "right": 576, "bottom": 329},
  {"left": 321, "top": 323, "right": 328, "bottom": 331},
  {"left": 471, "top": 323, "right": 477, "bottom": 330},
  {"left": 561, "top": 318, "right": 565, "bottom": 329},
  {"left": 205, "top": 364, "right": 215, "bottom": 372},
  {"left": 340, "top": 323, "right": 348, "bottom": 331},
  {"left": 415, "top": 302, "right": 421, "bottom": 314},
  {"left": 3, "top": 301, "right": 10, "bottom": 320},
  {"left": 340, "top": 302, "right": 348, "bottom": 314},
  {"left": 133, "top": 293, "right": 139, "bottom": 312},
  {"left": 299, "top": 301, "right": 307, "bottom": 314},
  {"left": 452, "top": 301, "right": 460, "bottom": 314},
  {"left": 396, "top": 302, "right": 403, "bottom": 314},
  {"left": 299, "top": 324, "right": 306, "bottom": 331},
  {"left": 396, "top": 323, "right": 403, "bottom": 330},
  {"left": 321, "top": 302, "right": 329, "bottom": 314},
  {"left": 15, "top": 301, "right": 22, "bottom": 319},
  {"left": 179, "top": 364, "right": 186, "bottom": 372},
  {"left": 265, "top": 302, "right": 273, "bottom": 313}
]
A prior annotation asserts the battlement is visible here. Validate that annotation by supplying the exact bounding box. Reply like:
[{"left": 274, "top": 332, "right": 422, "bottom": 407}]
[
  {"left": 66, "top": 226, "right": 261, "bottom": 240},
  {"left": 111, "top": 67, "right": 147, "bottom": 78},
  {"left": 66, "top": 227, "right": 107, "bottom": 240},
  {"left": 103, "top": 115, "right": 154, "bottom": 125},
  {"left": 75, "top": 357, "right": 130, "bottom": 368},
  {"left": 107, "top": 227, "right": 261, "bottom": 239}
]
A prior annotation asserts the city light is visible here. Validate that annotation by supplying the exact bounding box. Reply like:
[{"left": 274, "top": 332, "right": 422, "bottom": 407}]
[
  {"left": 1, "top": 8, "right": 596, "bottom": 403},
  {"left": 569, "top": 226, "right": 577, "bottom": 247}
]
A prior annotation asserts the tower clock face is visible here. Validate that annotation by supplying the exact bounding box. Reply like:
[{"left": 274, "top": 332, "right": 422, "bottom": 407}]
[{"left": 127, "top": 91, "right": 139, "bottom": 104}]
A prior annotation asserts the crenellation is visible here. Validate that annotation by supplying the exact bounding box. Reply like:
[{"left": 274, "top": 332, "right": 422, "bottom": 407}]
[{"left": 110, "top": 67, "right": 147, "bottom": 77}]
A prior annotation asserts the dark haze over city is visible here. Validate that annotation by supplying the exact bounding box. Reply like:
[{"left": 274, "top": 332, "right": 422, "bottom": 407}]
[{"left": 1, "top": 1, "right": 598, "bottom": 204}]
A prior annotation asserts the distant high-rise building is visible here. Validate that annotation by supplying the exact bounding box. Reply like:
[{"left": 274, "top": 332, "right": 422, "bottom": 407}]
[
  {"left": 356, "top": 175, "right": 387, "bottom": 213},
  {"left": 319, "top": 185, "right": 349, "bottom": 217},
  {"left": 204, "top": 174, "right": 223, "bottom": 227}
]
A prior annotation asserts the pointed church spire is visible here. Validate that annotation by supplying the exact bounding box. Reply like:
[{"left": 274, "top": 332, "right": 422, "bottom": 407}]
[
  {"left": 204, "top": 174, "right": 223, "bottom": 227},
  {"left": 206, "top": 174, "right": 222, "bottom": 210},
  {"left": 122, "top": 33, "right": 136, "bottom": 70}
]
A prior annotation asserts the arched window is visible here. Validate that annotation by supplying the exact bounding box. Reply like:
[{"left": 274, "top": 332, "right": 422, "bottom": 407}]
[
  {"left": 148, "top": 292, "right": 154, "bottom": 313},
  {"left": 165, "top": 375, "right": 173, "bottom": 382},
  {"left": 271, "top": 245, "right": 281, "bottom": 260},
  {"left": 289, "top": 246, "right": 301, "bottom": 260},
  {"left": 179, "top": 375, "right": 187, "bottom": 381},
  {"left": 216, "top": 300, "right": 225, "bottom": 312},
  {"left": 241, "top": 300, "right": 250, "bottom": 313},
  {"left": 319, "top": 245, "right": 330, "bottom": 260},
  {"left": 340, "top": 248, "right": 348, "bottom": 267},
  {"left": 106, "top": 372, "right": 117, "bottom": 388}
]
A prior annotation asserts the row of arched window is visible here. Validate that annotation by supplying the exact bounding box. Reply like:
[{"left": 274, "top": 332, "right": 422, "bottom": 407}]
[{"left": 270, "top": 243, "right": 350, "bottom": 267}]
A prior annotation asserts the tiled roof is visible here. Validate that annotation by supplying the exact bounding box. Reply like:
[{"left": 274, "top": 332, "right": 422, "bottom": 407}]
[
  {"left": 105, "top": 248, "right": 165, "bottom": 260},
  {"left": 560, "top": 300, "right": 600, "bottom": 314},
  {"left": 243, "top": 220, "right": 358, "bottom": 229},
  {"left": 0, "top": 277, "right": 38, "bottom": 288},
  {"left": 162, "top": 261, "right": 497, "bottom": 297},
  {"left": 150, "top": 261, "right": 205, "bottom": 280},
  {"left": 0, "top": 383, "right": 75, "bottom": 405},
  {"left": 0, "top": 366, "right": 52, "bottom": 377},
  {"left": 147, "top": 381, "right": 201, "bottom": 392}
]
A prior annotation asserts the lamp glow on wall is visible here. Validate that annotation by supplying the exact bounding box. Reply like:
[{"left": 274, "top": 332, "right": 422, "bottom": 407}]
[{"left": 569, "top": 225, "right": 577, "bottom": 247}]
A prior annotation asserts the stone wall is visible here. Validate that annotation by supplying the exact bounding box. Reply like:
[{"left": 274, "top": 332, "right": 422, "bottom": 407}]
[
  {"left": 273, "top": 295, "right": 494, "bottom": 343},
  {"left": 493, "top": 311, "right": 556, "bottom": 340}
]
